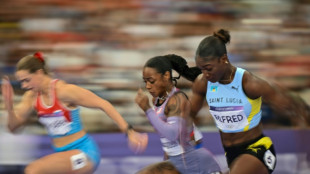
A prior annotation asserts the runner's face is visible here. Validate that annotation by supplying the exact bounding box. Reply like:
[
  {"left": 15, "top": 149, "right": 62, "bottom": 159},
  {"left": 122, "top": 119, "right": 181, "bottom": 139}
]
[
  {"left": 196, "top": 56, "right": 226, "bottom": 83},
  {"left": 15, "top": 70, "right": 42, "bottom": 91},
  {"left": 142, "top": 67, "right": 168, "bottom": 98}
]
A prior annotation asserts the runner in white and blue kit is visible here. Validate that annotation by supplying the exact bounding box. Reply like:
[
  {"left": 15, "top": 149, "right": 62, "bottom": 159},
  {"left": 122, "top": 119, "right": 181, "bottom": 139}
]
[{"left": 135, "top": 54, "right": 222, "bottom": 174}]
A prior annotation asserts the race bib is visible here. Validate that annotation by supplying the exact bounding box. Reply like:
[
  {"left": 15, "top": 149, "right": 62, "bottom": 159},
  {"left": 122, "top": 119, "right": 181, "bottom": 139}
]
[
  {"left": 39, "top": 116, "right": 71, "bottom": 136},
  {"left": 209, "top": 106, "right": 249, "bottom": 131},
  {"left": 160, "top": 137, "right": 184, "bottom": 156},
  {"left": 264, "top": 150, "right": 276, "bottom": 170}
]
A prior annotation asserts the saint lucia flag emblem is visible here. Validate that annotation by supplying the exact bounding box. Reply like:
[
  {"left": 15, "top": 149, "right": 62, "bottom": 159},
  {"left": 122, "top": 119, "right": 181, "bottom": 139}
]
[{"left": 211, "top": 86, "right": 218, "bottom": 92}]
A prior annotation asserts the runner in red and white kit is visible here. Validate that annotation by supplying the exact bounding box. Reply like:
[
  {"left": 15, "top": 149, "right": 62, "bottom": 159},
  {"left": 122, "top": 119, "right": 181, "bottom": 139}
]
[{"left": 1, "top": 52, "right": 148, "bottom": 174}]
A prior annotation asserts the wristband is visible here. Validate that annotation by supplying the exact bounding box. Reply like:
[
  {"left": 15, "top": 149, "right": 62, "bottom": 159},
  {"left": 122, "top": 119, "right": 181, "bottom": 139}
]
[{"left": 125, "top": 124, "right": 134, "bottom": 137}]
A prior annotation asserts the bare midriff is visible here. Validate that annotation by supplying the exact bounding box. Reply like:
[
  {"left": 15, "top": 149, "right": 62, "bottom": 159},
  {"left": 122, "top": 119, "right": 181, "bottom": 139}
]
[
  {"left": 220, "top": 123, "right": 263, "bottom": 147},
  {"left": 52, "top": 129, "right": 87, "bottom": 147}
]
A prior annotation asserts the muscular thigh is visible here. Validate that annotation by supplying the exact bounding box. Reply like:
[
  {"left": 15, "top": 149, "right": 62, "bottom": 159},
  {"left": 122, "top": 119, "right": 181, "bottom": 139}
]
[
  {"left": 225, "top": 136, "right": 276, "bottom": 174},
  {"left": 229, "top": 154, "right": 268, "bottom": 174},
  {"left": 25, "top": 149, "right": 94, "bottom": 174}
]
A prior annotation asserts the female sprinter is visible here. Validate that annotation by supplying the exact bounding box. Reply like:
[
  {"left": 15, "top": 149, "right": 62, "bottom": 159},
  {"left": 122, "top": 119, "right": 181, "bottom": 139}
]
[
  {"left": 191, "top": 29, "right": 310, "bottom": 174},
  {"left": 1, "top": 52, "right": 148, "bottom": 174},
  {"left": 135, "top": 54, "right": 222, "bottom": 174}
]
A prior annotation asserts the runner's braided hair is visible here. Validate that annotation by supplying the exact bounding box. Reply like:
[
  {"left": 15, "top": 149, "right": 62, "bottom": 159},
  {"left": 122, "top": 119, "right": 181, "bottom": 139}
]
[{"left": 144, "top": 54, "right": 201, "bottom": 85}]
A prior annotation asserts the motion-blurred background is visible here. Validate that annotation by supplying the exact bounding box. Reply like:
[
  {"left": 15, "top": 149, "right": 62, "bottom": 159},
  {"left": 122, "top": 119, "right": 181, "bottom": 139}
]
[{"left": 0, "top": 0, "right": 310, "bottom": 173}]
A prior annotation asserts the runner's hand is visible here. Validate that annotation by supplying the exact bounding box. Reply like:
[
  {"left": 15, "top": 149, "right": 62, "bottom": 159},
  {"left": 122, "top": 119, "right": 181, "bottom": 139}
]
[
  {"left": 127, "top": 129, "right": 148, "bottom": 154},
  {"left": 135, "top": 88, "right": 151, "bottom": 112},
  {"left": 1, "top": 76, "right": 14, "bottom": 111}
]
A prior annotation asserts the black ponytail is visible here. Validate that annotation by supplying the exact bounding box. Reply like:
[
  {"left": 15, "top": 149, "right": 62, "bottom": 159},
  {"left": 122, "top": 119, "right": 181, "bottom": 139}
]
[
  {"left": 144, "top": 54, "right": 201, "bottom": 86},
  {"left": 165, "top": 54, "right": 201, "bottom": 82}
]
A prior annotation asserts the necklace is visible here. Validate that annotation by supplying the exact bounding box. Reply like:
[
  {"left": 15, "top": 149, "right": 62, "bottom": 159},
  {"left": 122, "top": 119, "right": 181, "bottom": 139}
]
[{"left": 158, "top": 91, "right": 169, "bottom": 101}]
